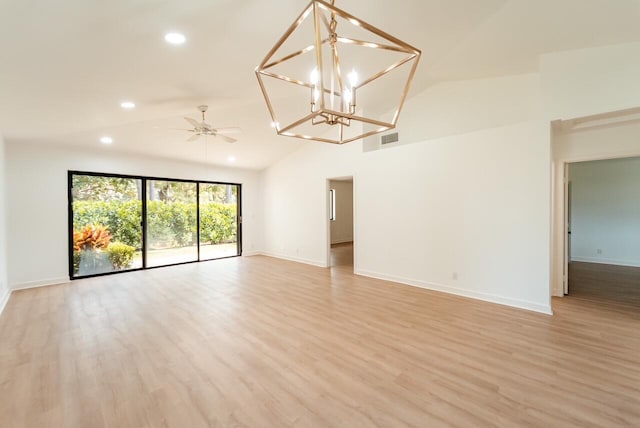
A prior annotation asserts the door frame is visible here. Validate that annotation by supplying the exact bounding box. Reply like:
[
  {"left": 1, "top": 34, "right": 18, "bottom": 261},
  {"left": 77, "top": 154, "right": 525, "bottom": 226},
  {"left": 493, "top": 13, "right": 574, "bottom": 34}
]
[
  {"left": 326, "top": 176, "right": 356, "bottom": 270},
  {"left": 563, "top": 164, "right": 569, "bottom": 294},
  {"left": 556, "top": 154, "right": 639, "bottom": 295},
  {"left": 68, "top": 170, "right": 242, "bottom": 280},
  {"left": 551, "top": 109, "right": 640, "bottom": 297}
]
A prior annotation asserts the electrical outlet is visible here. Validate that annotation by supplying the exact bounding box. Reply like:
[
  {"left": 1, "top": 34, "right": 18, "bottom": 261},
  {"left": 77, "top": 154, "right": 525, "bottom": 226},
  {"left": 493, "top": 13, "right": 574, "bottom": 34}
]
[
  {"left": 452, "top": 272, "right": 458, "bottom": 280},
  {"left": 596, "top": 249, "right": 603, "bottom": 255}
]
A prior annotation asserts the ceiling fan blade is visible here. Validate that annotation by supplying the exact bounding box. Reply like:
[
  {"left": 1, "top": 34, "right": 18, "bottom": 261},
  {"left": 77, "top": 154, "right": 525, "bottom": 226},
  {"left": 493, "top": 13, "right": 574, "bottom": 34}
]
[
  {"left": 214, "top": 127, "right": 242, "bottom": 135},
  {"left": 187, "top": 133, "right": 201, "bottom": 142},
  {"left": 184, "top": 117, "right": 200, "bottom": 127},
  {"left": 218, "top": 134, "right": 237, "bottom": 143}
]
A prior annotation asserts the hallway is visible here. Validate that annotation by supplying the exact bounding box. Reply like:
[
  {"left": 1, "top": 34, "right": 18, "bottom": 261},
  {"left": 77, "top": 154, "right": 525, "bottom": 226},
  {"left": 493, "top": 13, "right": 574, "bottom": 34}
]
[
  {"left": 568, "top": 262, "right": 640, "bottom": 310},
  {"left": 330, "top": 242, "right": 353, "bottom": 271}
]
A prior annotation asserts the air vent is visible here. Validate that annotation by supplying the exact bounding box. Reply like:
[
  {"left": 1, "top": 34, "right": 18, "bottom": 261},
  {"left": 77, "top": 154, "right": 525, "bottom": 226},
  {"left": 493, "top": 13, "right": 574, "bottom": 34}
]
[{"left": 380, "top": 132, "right": 399, "bottom": 145}]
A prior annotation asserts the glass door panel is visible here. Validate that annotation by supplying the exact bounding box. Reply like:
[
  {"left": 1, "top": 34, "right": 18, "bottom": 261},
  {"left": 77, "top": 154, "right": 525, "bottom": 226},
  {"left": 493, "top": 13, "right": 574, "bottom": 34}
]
[
  {"left": 199, "top": 183, "right": 240, "bottom": 260},
  {"left": 146, "top": 180, "right": 198, "bottom": 267},
  {"left": 71, "top": 174, "right": 143, "bottom": 277}
]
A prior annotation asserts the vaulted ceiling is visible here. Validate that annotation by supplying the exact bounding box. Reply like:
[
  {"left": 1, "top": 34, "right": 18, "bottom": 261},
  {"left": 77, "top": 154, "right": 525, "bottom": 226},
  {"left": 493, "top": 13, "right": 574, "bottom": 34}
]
[{"left": 1, "top": 0, "right": 639, "bottom": 169}]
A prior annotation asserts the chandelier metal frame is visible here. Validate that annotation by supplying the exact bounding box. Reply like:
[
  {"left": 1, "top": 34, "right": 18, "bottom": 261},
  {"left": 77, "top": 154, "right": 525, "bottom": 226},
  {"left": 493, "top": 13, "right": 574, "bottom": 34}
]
[{"left": 255, "top": 0, "right": 421, "bottom": 144}]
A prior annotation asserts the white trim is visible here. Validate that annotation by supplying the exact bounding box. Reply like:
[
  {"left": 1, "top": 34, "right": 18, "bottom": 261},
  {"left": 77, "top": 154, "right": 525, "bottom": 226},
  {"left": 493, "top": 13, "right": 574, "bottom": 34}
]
[
  {"left": 242, "top": 251, "right": 262, "bottom": 257},
  {"left": 0, "top": 289, "right": 10, "bottom": 317},
  {"left": 11, "top": 277, "right": 70, "bottom": 291},
  {"left": 571, "top": 257, "right": 640, "bottom": 268},
  {"left": 257, "top": 251, "right": 327, "bottom": 268},
  {"left": 356, "top": 269, "right": 553, "bottom": 315},
  {"left": 560, "top": 151, "right": 640, "bottom": 164}
]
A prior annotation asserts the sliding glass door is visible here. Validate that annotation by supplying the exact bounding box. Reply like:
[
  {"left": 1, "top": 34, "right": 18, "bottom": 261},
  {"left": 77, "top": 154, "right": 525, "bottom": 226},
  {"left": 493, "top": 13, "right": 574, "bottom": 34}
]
[
  {"left": 68, "top": 172, "right": 241, "bottom": 279},
  {"left": 199, "top": 183, "right": 240, "bottom": 260},
  {"left": 70, "top": 174, "right": 143, "bottom": 277},
  {"left": 146, "top": 180, "right": 198, "bottom": 267}
]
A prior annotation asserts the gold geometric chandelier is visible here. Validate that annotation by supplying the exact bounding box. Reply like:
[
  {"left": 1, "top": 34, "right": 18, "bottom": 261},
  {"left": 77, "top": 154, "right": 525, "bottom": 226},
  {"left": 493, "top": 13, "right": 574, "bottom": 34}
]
[{"left": 256, "top": 0, "right": 421, "bottom": 144}]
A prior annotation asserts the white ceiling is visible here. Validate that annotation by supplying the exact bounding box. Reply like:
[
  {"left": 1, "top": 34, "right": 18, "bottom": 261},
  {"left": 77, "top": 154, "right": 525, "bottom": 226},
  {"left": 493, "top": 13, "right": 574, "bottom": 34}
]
[{"left": 1, "top": 0, "right": 639, "bottom": 169}]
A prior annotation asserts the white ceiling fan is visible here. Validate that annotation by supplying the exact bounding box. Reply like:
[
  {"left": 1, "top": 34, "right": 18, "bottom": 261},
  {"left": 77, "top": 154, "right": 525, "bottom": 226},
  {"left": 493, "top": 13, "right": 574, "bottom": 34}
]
[{"left": 181, "top": 105, "right": 241, "bottom": 143}]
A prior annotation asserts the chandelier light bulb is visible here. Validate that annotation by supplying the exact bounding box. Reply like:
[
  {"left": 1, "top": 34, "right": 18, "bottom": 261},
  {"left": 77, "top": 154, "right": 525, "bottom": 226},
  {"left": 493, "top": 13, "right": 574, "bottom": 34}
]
[
  {"left": 348, "top": 69, "right": 358, "bottom": 87},
  {"left": 343, "top": 88, "right": 352, "bottom": 104},
  {"left": 255, "top": 0, "right": 421, "bottom": 144},
  {"left": 310, "top": 68, "right": 320, "bottom": 85}
]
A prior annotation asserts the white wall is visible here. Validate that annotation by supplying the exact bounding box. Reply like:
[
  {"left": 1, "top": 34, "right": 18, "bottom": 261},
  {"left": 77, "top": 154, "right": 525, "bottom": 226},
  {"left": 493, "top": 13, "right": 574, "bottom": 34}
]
[
  {"left": 5, "top": 143, "right": 261, "bottom": 289},
  {"left": 329, "top": 180, "right": 353, "bottom": 244},
  {"left": 261, "top": 73, "right": 552, "bottom": 314},
  {"left": 569, "top": 157, "right": 640, "bottom": 267},
  {"left": 398, "top": 73, "right": 543, "bottom": 144},
  {"left": 261, "top": 142, "right": 361, "bottom": 267},
  {"left": 0, "top": 134, "right": 9, "bottom": 313},
  {"left": 365, "top": 73, "right": 542, "bottom": 150},
  {"left": 541, "top": 42, "right": 640, "bottom": 120}
]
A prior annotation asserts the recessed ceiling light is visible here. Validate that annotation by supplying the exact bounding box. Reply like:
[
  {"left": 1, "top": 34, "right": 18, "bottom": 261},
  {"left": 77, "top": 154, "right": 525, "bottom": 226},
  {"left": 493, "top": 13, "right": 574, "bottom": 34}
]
[
  {"left": 270, "top": 121, "right": 279, "bottom": 128},
  {"left": 120, "top": 101, "right": 135, "bottom": 109},
  {"left": 100, "top": 136, "right": 113, "bottom": 144},
  {"left": 227, "top": 155, "right": 237, "bottom": 163},
  {"left": 164, "top": 32, "right": 186, "bottom": 45}
]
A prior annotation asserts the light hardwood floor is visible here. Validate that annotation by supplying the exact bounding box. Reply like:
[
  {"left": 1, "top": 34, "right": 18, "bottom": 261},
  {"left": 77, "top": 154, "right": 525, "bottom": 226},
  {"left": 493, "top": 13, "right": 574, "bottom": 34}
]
[
  {"left": 329, "top": 242, "right": 353, "bottom": 270},
  {"left": 0, "top": 258, "right": 639, "bottom": 427}
]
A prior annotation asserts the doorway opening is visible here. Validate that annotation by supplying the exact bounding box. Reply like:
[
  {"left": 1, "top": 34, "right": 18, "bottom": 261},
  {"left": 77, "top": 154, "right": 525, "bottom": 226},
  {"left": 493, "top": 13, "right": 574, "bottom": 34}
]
[
  {"left": 327, "top": 177, "right": 354, "bottom": 271},
  {"left": 563, "top": 157, "right": 640, "bottom": 302},
  {"left": 551, "top": 108, "right": 640, "bottom": 300}
]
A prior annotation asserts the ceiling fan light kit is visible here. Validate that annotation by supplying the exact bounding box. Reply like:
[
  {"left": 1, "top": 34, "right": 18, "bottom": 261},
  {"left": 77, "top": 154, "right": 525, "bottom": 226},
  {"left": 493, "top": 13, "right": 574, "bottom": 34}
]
[{"left": 256, "top": 0, "right": 421, "bottom": 144}]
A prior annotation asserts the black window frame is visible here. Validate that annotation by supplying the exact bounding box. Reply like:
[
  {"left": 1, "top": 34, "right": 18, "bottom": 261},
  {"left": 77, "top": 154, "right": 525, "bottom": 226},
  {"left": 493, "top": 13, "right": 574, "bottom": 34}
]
[{"left": 68, "top": 170, "right": 242, "bottom": 280}]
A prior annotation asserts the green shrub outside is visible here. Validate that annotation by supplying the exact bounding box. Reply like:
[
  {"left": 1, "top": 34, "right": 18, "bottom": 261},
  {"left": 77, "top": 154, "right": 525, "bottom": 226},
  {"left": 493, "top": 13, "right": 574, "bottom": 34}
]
[
  {"left": 106, "top": 242, "right": 136, "bottom": 270},
  {"left": 199, "top": 203, "right": 237, "bottom": 245},
  {"left": 72, "top": 200, "right": 237, "bottom": 249},
  {"left": 73, "top": 200, "right": 142, "bottom": 247}
]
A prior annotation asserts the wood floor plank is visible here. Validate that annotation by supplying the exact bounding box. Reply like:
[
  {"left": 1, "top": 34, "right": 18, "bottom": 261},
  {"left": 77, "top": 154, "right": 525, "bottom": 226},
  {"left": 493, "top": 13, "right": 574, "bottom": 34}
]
[{"left": 1, "top": 254, "right": 639, "bottom": 427}]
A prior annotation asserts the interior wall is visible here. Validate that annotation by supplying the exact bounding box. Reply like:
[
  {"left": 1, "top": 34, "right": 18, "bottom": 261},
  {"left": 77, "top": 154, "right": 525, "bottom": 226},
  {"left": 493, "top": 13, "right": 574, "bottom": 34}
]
[
  {"left": 5, "top": 142, "right": 261, "bottom": 289},
  {"left": 395, "top": 73, "right": 542, "bottom": 145},
  {"left": 0, "top": 134, "right": 9, "bottom": 313},
  {"left": 261, "top": 142, "right": 360, "bottom": 267},
  {"left": 260, "top": 73, "right": 552, "bottom": 314},
  {"left": 541, "top": 42, "right": 640, "bottom": 120},
  {"left": 365, "top": 73, "right": 542, "bottom": 150},
  {"left": 329, "top": 180, "right": 354, "bottom": 245},
  {"left": 569, "top": 157, "right": 640, "bottom": 267}
]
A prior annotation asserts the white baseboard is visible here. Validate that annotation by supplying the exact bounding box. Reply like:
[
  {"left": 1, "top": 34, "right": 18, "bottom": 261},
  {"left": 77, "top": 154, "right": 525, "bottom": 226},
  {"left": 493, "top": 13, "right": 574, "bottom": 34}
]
[
  {"left": 571, "top": 256, "right": 640, "bottom": 268},
  {"left": 256, "top": 251, "right": 327, "bottom": 268},
  {"left": 11, "top": 277, "right": 70, "bottom": 291},
  {"left": 242, "top": 251, "right": 262, "bottom": 257},
  {"left": 0, "top": 288, "right": 10, "bottom": 317},
  {"left": 355, "top": 269, "right": 553, "bottom": 315}
]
